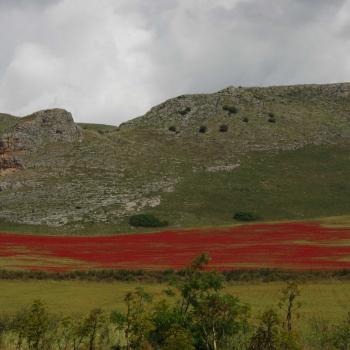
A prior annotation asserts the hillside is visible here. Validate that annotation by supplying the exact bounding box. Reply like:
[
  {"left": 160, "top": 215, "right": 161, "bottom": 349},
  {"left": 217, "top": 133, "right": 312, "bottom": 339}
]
[
  {"left": 0, "top": 83, "right": 350, "bottom": 234},
  {"left": 0, "top": 113, "right": 19, "bottom": 134}
]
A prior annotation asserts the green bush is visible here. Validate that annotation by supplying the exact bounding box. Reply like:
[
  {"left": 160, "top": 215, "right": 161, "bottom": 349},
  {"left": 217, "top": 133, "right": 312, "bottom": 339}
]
[
  {"left": 168, "top": 126, "right": 177, "bottom": 132},
  {"left": 223, "top": 105, "right": 238, "bottom": 114},
  {"left": 199, "top": 125, "right": 207, "bottom": 133},
  {"left": 179, "top": 107, "right": 191, "bottom": 116},
  {"left": 233, "top": 212, "right": 260, "bottom": 221},
  {"left": 243, "top": 117, "right": 249, "bottom": 123},
  {"left": 268, "top": 112, "right": 276, "bottom": 123},
  {"left": 219, "top": 124, "right": 229, "bottom": 132},
  {"left": 129, "top": 214, "right": 168, "bottom": 227}
]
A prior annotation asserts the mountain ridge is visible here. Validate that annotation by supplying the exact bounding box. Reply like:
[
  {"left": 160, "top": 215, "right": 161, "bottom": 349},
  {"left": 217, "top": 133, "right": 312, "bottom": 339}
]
[{"left": 0, "top": 82, "right": 350, "bottom": 234}]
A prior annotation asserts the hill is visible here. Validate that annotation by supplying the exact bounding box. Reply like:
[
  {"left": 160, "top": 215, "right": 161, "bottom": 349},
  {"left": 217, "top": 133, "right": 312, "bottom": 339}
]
[{"left": 0, "top": 83, "right": 350, "bottom": 234}]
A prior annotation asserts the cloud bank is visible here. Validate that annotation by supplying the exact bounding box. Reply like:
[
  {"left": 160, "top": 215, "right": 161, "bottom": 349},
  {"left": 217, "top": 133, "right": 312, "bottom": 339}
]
[{"left": 0, "top": 0, "right": 349, "bottom": 124}]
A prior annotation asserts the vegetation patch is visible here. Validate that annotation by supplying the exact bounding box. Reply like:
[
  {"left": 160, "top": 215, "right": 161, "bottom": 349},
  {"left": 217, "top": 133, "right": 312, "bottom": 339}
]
[
  {"left": 233, "top": 211, "right": 260, "bottom": 221},
  {"left": 268, "top": 112, "right": 276, "bottom": 123},
  {"left": 0, "top": 257, "right": 350, "bottom": 349},
  {"left": 199, "top": 125, "right": 207, "bottom": 133},
  {"left": 129, "top": 213, "right": 168, "bottom": 228},
  {"left": 223, "top": 105, "right": 238, "bottom": 114},
  {"left": 178, "top": 107, "right": 191, "bottom": 116},
  {"left": 219, "top": 124, "right": 229, "bottom": 132}
]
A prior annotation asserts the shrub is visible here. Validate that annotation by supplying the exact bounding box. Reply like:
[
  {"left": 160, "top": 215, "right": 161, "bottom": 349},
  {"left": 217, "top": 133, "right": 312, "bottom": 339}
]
[
  {"left": 219, "top": 124, "right": 228, "bottom": 132},
  {"left": 179, "top": 107, "right": 191, "bottom": 116},
  {"left": 249, "top": 309, "right": 280, "bottom": 350},
  {"left": 168, "top": 126, "right": 177, "bottom": 132},
  {"left": 233, "top": 212, "right": 260, "bottom": 221},
  {"left": 199, "top": 126, "right": 207, "bottom": 133},
  {"left": 129, "top": 214, "right": 168, "bottom": 228},
  {"left": 243, "top": 117, "right": 249, "bottom": 123},
  {"left": 268, "top": 112, "right": 276, "bottom": 123},
  {"left": 223, "top": 105, "right": 238, "bottom": 114}
]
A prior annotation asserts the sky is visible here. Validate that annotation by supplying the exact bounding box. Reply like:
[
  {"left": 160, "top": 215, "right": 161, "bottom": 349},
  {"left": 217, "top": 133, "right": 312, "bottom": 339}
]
[{"left": 1, "top": 0, "right": 350, "bottom": 125}]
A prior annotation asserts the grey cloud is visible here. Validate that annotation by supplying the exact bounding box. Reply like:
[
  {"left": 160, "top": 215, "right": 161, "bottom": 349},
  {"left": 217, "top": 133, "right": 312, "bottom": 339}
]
[
  {"left": 0, "top": 0, "right": 59, "bottom": 10},
  {"left": 0, "top": 0, "right": 350, "bottom": 124}
]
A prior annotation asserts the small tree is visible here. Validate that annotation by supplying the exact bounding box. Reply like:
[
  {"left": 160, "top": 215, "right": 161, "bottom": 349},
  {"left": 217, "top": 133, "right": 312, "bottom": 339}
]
[
  {"left": 82, "top": 309, "right": 106, "bottom": 350},
  {"left": 150, "top": 300, "right": 193, "bottom": 349},
  {"left": 168, "top": 126, "right": 177, "bottom": 132},
  {"left": 174, "top": 254, "right": 249, "bottom": 350},
  {"left": 111, "top": 288, "right": 154, "bottom": 350},
  {"left": 249, "top": 309, "right": 280, "bottom": 350},
  {"left": 11, "top": 300, "right": 54, "bottom": 350},
  {"left": 278, "top": 282, "right": 301, "bottom": 333},
  {"left": 193, "top": 293, "right": 249, "bottom": 350}
]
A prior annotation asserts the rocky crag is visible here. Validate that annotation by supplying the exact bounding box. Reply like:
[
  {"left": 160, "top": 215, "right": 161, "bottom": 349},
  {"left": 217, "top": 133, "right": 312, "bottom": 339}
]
[
  {"left": 0, "top": 109, "right": 82, "bottom": 171},
  {"left": 0, "top": 83, "right": 350, "bottom": 233}
]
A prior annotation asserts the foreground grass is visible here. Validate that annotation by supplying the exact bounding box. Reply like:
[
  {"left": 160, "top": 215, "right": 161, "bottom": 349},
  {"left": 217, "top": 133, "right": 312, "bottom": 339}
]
[{"left": 0, "top": 280, "right": 349, "bottom": 325}]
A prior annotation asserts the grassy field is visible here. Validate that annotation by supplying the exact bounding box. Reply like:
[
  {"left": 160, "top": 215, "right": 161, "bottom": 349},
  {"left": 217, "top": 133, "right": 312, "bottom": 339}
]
[{"left": 0, "top": 280, "right": 349, "bottom": 325}]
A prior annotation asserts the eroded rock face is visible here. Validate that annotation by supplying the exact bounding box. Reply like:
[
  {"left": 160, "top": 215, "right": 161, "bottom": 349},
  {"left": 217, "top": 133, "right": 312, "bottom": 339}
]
[
  {"left": 0, "top": 108, "right": 82, "bottom": 170},
  {"left": 0, "top": 109, "right": 82, "bottom": 152}
]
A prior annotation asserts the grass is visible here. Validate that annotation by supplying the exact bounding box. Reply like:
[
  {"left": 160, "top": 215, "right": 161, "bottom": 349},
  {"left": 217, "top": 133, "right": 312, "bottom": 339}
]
[
  {"left": 78, "top": 122, "right": 116, "bottom": 133},
  {"left": 0, "top": 280, "right": 349, "bottom": 326},
  {"left": 0, "top": 113, "right": 18, "bottom": 133},
  {"left": 320, "top": 215, "right": 350, "bottom": 228},
  {"left": 148, "top": 144, "right": 350, "bottom": 228}
]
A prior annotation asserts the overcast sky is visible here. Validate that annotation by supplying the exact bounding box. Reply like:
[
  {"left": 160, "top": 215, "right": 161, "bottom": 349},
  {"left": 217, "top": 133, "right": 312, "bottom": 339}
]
[{"left": 0, "top": 0, "right": 350, "bottom": 124}]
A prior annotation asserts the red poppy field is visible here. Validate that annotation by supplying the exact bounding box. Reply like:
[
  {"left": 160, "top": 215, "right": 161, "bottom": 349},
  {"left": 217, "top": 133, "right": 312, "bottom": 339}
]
[{"left": 1, "top": 222, "right": 350, "bottom": 271}]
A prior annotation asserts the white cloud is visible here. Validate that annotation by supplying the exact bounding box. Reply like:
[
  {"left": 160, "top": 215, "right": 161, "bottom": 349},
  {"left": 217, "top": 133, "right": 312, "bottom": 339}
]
[{"left": 0, "top": 0, "right": 349, "bottom": 124}]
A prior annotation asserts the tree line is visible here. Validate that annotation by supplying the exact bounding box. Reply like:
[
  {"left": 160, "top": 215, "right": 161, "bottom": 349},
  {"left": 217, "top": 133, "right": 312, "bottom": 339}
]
[{"left": 0, "top": 254, "right": 350, "bottom": 349}]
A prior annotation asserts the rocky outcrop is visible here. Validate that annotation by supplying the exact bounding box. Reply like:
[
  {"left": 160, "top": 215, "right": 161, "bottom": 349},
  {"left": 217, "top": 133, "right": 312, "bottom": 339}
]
[
  {"left": 0, "top": 109, "right": 82, "bottom": 152},
  {"left": 0, "top": 109, "right": 82, "bottom": 170}
]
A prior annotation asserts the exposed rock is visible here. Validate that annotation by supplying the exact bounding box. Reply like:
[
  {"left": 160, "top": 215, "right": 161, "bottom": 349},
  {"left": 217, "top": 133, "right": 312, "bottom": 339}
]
[
  {"left": 0, "top": 154, "right": 23, "bottom": 171},
  {"left": 206, "top": 163, "right": 240, "bottom": 172},
  {"left": 0, "top": 108, "right": 82, "bottom": 152},
  {"left": 0, "top": 109, "right": 82, "bottom": 170}
]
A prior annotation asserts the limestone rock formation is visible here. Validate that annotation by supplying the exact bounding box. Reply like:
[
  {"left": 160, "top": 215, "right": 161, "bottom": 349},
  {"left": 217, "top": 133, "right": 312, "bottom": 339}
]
[
  {"left": 0, "top": 109, "right": 82, "bottom": 152},
  {"left": 0, "top": 108, "right": 82, "bottom": 170}
]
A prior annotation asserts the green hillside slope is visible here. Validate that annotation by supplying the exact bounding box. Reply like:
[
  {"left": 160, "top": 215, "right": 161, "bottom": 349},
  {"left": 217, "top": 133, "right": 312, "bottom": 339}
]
[
  {"left": 0, "top": 83, "right": 350, "bottom": 234},
  {"left": 0, "top": 113, "right": 18, "bottom": 134}
]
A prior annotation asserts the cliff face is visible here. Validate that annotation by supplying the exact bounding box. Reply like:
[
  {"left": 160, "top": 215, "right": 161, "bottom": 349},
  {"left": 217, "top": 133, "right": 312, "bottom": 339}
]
[{"left": 0, "top": 109, "right": 82, "bottom": 170}]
